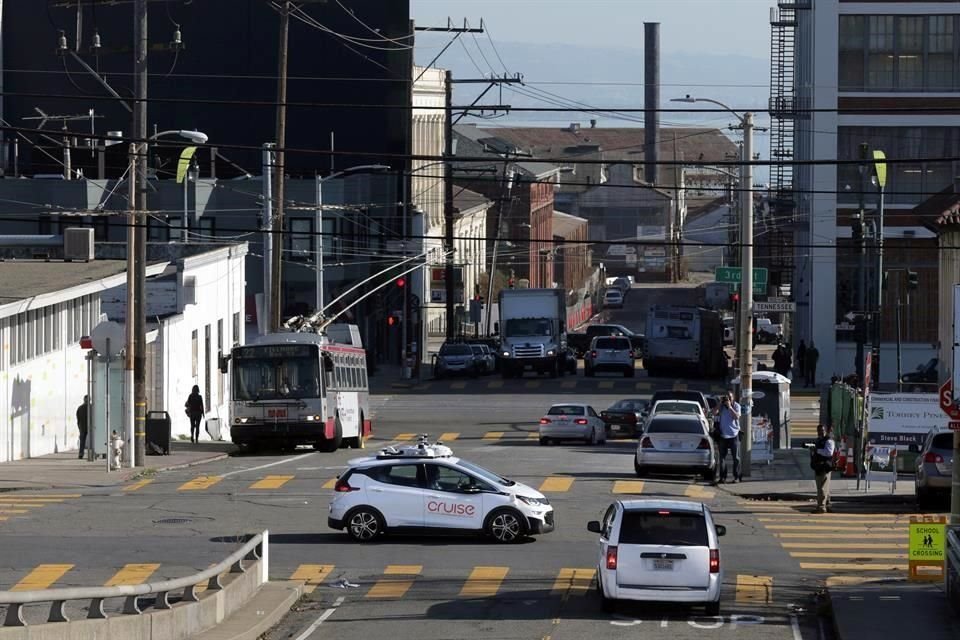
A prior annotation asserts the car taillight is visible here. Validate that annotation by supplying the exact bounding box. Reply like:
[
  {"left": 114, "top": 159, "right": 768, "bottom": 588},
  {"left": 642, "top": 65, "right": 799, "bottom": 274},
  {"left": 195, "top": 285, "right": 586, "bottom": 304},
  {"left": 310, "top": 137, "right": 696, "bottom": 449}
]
[
  {"left": 924, "top": 452, "right": 944, "bottom": 464},
  {"left": 606, "top": 546, "right": 618, "bottom": 570},
  {"left": 334, "top": 478, "right": 356, "bottom": 492},
  {"left": 709, "top": 549, "right": 720, "bottom": 573},
  {"left": 540, "top": 418, "right": 551, "bottom": 425},
  {"left": 590, "top": 351, "right": 597, "bottom": 359},
  {"left": 697, "top": 438, "right": 711, "bottom": 450},
  {"left": 575, "top": 418, "right": 588, "bottom": 425},
  {"left": 628, "top": 351, "right": 635, "bottom": 358},
  {"left": 641, "top": 437, "right": 654, "bottom": 449}
]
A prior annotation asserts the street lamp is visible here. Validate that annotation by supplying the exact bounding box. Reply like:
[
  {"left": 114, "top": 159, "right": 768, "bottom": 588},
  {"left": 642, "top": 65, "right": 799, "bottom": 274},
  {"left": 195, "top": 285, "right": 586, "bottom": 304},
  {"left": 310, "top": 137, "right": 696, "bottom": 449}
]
[
  {"left": 672, "top": 94, "right": 756, "bottom": 474},
  {"left": 315, "top": 164, "right": 390, "bottom": 313},
  {"left": 152, "top": 129, "right": 209, "bottom": 144}
]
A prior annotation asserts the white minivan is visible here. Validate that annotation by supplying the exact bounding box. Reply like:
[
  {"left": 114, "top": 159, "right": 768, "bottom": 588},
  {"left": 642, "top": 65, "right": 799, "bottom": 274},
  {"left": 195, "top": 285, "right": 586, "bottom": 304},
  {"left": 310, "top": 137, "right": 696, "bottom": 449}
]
[{"left": 588, "top": 499, "right": 725, "bottom": 614}]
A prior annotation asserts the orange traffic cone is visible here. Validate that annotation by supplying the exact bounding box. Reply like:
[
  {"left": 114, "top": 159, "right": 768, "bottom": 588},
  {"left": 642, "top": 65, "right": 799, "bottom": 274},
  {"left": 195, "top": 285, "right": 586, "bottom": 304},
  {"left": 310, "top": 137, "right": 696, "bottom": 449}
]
[
  {"left": 836, "top": 436, "right": 848, "bottom": 473},
  {"left": 844, "top": 437, "right": 857, "bottom": 477}
]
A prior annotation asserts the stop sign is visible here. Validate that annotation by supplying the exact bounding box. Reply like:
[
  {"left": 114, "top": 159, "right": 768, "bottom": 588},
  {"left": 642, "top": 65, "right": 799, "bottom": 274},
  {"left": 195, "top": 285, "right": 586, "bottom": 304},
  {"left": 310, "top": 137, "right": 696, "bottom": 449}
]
[{"left": 939, "top": 380, "right": 960, "bottom": 419}]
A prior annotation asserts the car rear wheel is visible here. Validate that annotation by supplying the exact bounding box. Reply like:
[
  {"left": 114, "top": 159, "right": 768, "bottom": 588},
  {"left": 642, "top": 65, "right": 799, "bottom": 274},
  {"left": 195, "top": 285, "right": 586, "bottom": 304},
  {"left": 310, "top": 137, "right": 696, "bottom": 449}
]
[
  {"left": 539, "top": 437, "right": 551, "bottom": 446},
  {"left": 634, "top": 459, "right": 647, "bottom": 478},
  {"left": 346, "top": 507, "right": 384, "bottom": 542},
  {"left": 705, "top": 600, "right": 720, "bottom": 616},
  {"left": 597, "top": 576, "right": 616, "bottom": 613},
  {"left": 485, "top": 509, "right": 526, "bottom": 544}
]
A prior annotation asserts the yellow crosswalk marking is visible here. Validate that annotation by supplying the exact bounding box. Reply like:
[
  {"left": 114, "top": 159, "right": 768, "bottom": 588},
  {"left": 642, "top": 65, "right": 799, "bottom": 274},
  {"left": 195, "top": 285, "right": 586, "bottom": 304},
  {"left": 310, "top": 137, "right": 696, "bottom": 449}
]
[
  {"left": 0, "top": 502, "right": 56, "bottom": 507},
  {"left": 673, "top": 382, "right": 688, "bottom": 391},
  {"left": 552, "top": 568, "right": 595, "bottom": 594},
  {"left": 759, "top": 517, "right": 900, "bottom": 525},
  {"left": 394, "top": 433, "right": 415, "bottom": 441},
  {"left": 451, "top": 381, "right": 466, "bottom": 390},
  {"left": 685, "top": 485, "right": 715, "bottom": 499},
  {"left": 598, "top": 381, "right": 614, "bottom": 389},
  {"left": 735, "top": 575, "right": 773, "bottom": 604},
  {"left": 561, "top": 380, "right": 577, "bottom": 389},
  {"left": 0, "top": 510, "right": 28, "bottom": 515},
  {"left": 539, "top": 477, "right": 574, "bottom": 493},
  {"left": 0, "top": 497, "right": 68, "bottom": 502},
  {"left": 439, "top": 432, "right": 459, "bottom": 442},
  {"left": 367, "top": 565, "right": 422, "bottom": 599},
  {"left": 0, "top": 517, "right": 6, "bottom": 521},
  {"left": 524, "top": 381, "right": 541, "bottom": 389},
  {"left": 105, "top": 564, "right": 160, "bottom": 586},
  {"left": 123, "top": 479, "right": 153, "bottom": 492},
  {"left": 634, "top": 381, "right": 651, "bottom": 391},
  {"left": 825, "top": 576, "right": 889, "bottom": 587},
  {"left": 528, "top": 432, "right": 540, "bottom": 440},
  {"left": 776, "top": 532, "right": 907, "bottom": 539},
  {"left": 322, "top": 478, "right": 338, "bottom": 490},
  {"left": 782, "top": 543, "right": 907, "bottom": 549},
  {"left": 249, "top": 475, "right": 294, "bottom": 490},
  {"left": 759, "top": 514, "right": 904, "bottom": 520},
  {"left": 612, "top": 480, "right": 645, "bottom": 494},
  {"left": 460, "top": 566, "right": 509, "bottom": 597},
  {"left": 800, "top": 563, "right": 908, "bottom": 571},
  {"left": 488, "top": 380, "right": 504, "bottom": 390},
  {"left": 763, "top": 525, "right": 901, "bottom": 531},
  {"left": 4, "top": 494, "right": 79, "bottom": 499},
  {"left": 483, "top": 431, "right": 504, "bottom": 441},
  {"left": 177, "top": 476, "right": 222, "bottom": 491},
  {"left": 413, "top": 383, "right": 432, "bottom": 391},
  {"left": 790, "top": 552, "right": 907, "bottom": 559},
  {"left": 291, "top": 564, "right": 335, "bottom": 594},
  {"left": 11, "top": 564, "right": 74, "bottom": 591}
]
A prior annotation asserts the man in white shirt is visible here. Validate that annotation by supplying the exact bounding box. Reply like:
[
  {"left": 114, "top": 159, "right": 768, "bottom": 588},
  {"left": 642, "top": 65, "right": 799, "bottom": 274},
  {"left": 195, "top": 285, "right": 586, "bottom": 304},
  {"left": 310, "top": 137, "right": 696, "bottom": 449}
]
[
  {"left": 713, "top": 390, "right": 742, "bottom": 483},
  {"left": 812, "top": 423, "right": 836, "bottom": 513}
]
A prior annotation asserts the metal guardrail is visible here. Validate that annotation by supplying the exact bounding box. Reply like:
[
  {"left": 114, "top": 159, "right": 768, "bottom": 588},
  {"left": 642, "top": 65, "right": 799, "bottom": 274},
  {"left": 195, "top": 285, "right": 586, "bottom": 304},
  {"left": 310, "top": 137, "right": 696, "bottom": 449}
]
[
  {"left": 947, "top": 526, "right": 960, "bottom": 612},
  {"left": 0, "top": 532, "right": 265, "bottom": 627}
]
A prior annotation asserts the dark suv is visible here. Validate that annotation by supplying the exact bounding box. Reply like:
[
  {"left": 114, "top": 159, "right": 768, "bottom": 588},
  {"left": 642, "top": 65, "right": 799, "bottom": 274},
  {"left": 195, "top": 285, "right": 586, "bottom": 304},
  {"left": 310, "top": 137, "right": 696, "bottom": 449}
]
[{"left": 901, "top": 358, "right": 938, "bottom": 391}]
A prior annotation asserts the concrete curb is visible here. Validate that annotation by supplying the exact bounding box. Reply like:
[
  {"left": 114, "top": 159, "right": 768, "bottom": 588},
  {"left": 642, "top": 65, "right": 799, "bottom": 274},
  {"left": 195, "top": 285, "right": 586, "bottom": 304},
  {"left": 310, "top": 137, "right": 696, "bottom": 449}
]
[
  {"left": 191, "top": 581, "right": 304, "bottom": 640},
  {"left": 150, "top": 452, "right": 231, "bottom": 474}
]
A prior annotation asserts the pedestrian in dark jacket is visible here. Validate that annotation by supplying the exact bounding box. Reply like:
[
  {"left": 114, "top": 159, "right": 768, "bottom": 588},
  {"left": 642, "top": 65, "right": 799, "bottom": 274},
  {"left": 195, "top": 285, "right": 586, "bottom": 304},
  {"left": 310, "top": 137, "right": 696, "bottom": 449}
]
[
  {"left": 797, "top": 340, "right": 807, "bottom": 378},
  {"left": 76, "top": 395, "right": 89, "bottom": 459},
  {"left": 185, "top": 385, "right": 204, "bottom": 444}
]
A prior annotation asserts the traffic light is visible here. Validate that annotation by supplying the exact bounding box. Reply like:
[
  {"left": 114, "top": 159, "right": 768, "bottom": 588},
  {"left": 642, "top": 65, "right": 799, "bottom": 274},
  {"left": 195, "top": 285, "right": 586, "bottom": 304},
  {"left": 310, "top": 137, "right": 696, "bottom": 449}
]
[
  {"left": 907, "top": 270, "right": 919, "bottom": 291},
  {"left": 395, "top": 277, "right": 406, "bottom": 289},
  {"left": 730, "top": 291, "right": 740, "bottom": 307},
  {"left": 386, "top": 311, "right": 402, "bottom": 327}
]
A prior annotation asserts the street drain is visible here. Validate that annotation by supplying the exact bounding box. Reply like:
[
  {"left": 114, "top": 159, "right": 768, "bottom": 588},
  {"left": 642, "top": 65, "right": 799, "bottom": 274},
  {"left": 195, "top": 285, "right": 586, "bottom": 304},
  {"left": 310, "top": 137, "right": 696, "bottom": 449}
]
[{"left": 154, "top": 517, "right": 192, "bottom": 525}]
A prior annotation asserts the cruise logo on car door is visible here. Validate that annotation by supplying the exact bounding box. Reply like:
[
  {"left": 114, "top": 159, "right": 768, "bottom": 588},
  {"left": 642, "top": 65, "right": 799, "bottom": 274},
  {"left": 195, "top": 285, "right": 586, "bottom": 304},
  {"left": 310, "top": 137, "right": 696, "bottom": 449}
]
[{"left": 427, "top": 500, "right": 476, "bottom": 516}]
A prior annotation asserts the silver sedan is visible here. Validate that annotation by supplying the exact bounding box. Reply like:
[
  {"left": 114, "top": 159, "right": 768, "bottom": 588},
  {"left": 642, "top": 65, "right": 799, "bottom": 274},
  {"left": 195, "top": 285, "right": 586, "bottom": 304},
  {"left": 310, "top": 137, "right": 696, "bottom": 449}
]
[
  {"left": 539, "top": 403, "right": 607, "bottom": 446},
  {"left": 634, "top": 413, "right": 717, "bottom": 481}
]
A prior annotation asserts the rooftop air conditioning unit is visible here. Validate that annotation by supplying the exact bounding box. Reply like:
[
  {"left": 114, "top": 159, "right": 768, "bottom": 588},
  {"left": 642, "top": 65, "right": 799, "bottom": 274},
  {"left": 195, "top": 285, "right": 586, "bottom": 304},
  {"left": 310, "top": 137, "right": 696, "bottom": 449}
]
[{"left": 63, "top": 227, "right": 94, "bottom": 262}]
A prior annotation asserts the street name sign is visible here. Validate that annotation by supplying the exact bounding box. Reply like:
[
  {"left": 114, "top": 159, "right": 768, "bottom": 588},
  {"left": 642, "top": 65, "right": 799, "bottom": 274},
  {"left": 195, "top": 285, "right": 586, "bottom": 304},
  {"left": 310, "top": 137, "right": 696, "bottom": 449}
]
[
  {"left": 715, "top": 267, "right": 768, "bottom": 286},
  {"left": 754, "top": 301, "right": 796, "bottom": 313},
  {"left": 949, "top": 421, "right": 960, "bottom": 431}
]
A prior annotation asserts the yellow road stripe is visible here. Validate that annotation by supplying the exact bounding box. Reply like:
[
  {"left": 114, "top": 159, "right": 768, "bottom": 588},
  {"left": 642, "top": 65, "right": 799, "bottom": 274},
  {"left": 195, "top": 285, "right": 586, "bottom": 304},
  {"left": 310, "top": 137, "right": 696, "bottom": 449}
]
[
  {"left": 249, "top": 475, "right": 294, "bottom": 490},
  {"left": 438, "top": 432, "right": 459, "bottom": 442},
  {"left": 483, "top": 431, "right": 504, "bottom": 441},
  {"left": 528, "top": 432, "right": 540, "bottom": 440},
  {"left": 763, "top": 525, "right": 902, "bottom": 531},
  {"left": 0, "top": 497, "right": 67, "bottom": 502},
  {"left": 4, "top": 494, "right": 80, "bottom": 499},
  {"left": 367, "top": 565, "right": 422, "bottom": 599},
  {"left": 11, "top": 564, "right": 74, "bottom": 591},
  {"left": 826, "top": 576, "right": 890, "bottom": 587},
  {"left": 552, "top": 568, "right": 596, "bottom": 594},
  {"left": 291, "top": 564, "right": 335, "bottom": 594},
  {"left": 760, "top": 518, "right": 901, "bottom": 525},
  {"left": 800, "top": 563, "right": 907, "bottom": 571},
  {"left": 561, "top": 380, "right": 577, "bottom": 389},
  {"left": 539, "top": 477, "right": 574, "bottom": 493},
  {"left": 0, "top": 517, "right": 6, "bottom": 521},
  {"left": 634, "top": 382, "right": 651, "bottom": 390},
  {"left": 177, "top": 476, "right": 222, "bottom": 491},
  {"left": 524, "top": 381, "right": 541, "bottom": 389},
  {"left": 776, "top": 533, "right": 907, "bottom": 539},
  {"left": 790, "top": 552, "right": 907, "bottom": 559},
  {"left": 0, "top": 510, "right": 28, "bottom": 515},
  {"left": 460, "top": 566, "right": 509, "bottom": 597},
  {"left": 685, "top": 485, "right": 716, "bottom": 499},
  {"left": 322, "top": 478, "right": 337, "bottom": 490},
  {"left": 598, "top": 381, "right": 614, "bottom": 389},
  {"left": 451, "top": 381, "right": 466, "bottom": 390},
  {"left": 612, "top": 480, "right": 645, "bottom": 494},
  {"left": 123, "top": 480, "right": 153, "bottom": 492},
  {"left": 782, "top": 543, "right": 907, "bottom": 549},
  {"left": 673, "top": 382, "right": 688, "bottom": 391},
  {"left": 413, "top": 384, "right": 431, "bottom": 391},
  {"left": 394, "top": 433, "right": 415, "bottom": 441},
  {"left": 735, "top": 575, "right": 773, "bottom": 604},
  {"left": 488, "top": 380, "right": 504, "bottom": 390},
  {"left": 105, "top": 563, "right": 160, "bottom": 586},
  {"left": 0, "top": 503, "right": 51, "bottom": 508}
]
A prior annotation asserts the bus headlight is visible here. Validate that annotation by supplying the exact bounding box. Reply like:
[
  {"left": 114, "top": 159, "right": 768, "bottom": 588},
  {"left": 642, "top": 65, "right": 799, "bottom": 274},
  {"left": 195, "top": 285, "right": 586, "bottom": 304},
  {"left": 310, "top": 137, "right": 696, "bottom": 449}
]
[
  {"left": 235, "top": 417, "right": 250, "bottom": 424},
  {"left": 305, "top": 415, "right": 322, "bottom": 422}
]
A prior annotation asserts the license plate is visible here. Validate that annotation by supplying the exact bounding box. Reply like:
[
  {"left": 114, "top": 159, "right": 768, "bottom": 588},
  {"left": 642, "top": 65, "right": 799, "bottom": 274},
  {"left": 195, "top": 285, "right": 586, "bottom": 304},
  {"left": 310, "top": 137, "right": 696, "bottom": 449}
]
[
  {"left": 668, "top": 441, "right": 682, "bottom": 449},
  {"left": 612, "top": 425, "right": 620, "bottom": 431},
  {"left": 653, "top": 558, "right": 674, "bottom": 571}
]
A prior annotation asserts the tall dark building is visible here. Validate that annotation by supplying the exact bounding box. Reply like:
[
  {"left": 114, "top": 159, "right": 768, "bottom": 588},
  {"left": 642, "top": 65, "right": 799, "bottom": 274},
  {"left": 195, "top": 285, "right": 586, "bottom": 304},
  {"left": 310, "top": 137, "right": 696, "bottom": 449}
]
[{"left": 1, "top": 0, "right": 413, "bottom": 177}]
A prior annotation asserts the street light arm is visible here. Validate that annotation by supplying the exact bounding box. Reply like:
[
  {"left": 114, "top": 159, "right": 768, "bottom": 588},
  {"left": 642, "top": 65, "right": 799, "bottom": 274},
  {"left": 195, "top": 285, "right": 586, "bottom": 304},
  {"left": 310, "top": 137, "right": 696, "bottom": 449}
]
[
  {"left": 669, "top": 96, "right": 745, "bottom": 124},
  {"left": 150, "top": 129, "right": 209, "bottom": 144},
  {"left": 320, "top": 164, "right": 391, "bottom": 182}
]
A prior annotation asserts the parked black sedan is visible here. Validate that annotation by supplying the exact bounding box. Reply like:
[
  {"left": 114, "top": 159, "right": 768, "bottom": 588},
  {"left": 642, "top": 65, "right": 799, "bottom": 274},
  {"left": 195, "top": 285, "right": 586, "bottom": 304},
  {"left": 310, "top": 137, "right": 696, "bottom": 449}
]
[
  {"left": 901, "top": 357, "right": 938, "bottom": 391},
  {"left": 600, "top": 398, "right": 647, "bottom": 438}
]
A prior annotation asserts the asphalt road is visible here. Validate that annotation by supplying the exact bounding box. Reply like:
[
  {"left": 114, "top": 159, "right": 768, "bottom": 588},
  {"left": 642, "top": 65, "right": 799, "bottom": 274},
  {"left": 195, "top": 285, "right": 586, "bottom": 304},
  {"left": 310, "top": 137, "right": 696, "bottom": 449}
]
[{"left": 1, "top": 386, "right": 828, "bottom": 638}]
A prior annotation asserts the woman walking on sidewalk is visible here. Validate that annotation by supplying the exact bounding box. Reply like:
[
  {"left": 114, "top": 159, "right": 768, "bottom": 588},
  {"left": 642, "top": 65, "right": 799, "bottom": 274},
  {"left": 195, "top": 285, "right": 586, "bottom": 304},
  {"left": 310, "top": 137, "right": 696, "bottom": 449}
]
[{"left": 185, "top": 385, "right": 205, "bottom": 444}]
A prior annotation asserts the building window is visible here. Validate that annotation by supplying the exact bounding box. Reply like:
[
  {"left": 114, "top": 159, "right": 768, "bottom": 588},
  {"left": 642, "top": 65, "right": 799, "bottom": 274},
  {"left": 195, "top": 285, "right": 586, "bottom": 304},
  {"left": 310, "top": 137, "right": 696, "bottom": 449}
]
[
  {"left": 204, "top": 324, "right": 211, "bottom": 411},
  {"left": 192, "top": 329, "right": 198, "bottom": 378},
  {"left": 839, "top": 16, "right": 865, "bottom": 91},
  {"left": 232, "top": 311, "right": 241, "bottom": 347},
  {"left": 928, "top": 15, "right": 955, "bottom": 91},
  {"left": 288, "top": 218, "right": 314, "bottom": 260},
  {"left": 197, "top": 216, "right": 216, "bottom": 242},
  {"left": 168, "top": 216, "right": 184, "bottom": 242},
  {"left": 53, "top": 304, "right": 61, "bottom": 350},
  {"left": 896, "top": 16, "right": 924, "bottom": 90},
  {"left": 867, "top": 16, "right": 895, "bottom": 90},
  {"left": 217, "top": 318, "right": 224, "bottom": 404}
]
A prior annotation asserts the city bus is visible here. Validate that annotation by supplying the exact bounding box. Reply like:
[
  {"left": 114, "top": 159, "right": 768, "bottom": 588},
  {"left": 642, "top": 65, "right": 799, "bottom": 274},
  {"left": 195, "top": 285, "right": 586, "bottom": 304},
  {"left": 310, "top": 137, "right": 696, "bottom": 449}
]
[{"left": 225, "top": 327, "right": 371, "bottom": 452}]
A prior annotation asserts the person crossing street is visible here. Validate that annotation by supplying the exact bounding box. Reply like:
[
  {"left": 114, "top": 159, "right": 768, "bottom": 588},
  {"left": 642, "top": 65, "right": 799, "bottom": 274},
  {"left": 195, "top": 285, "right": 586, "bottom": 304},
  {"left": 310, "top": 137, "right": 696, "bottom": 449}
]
[{"left": 811, "top": 423, "right": 836, "bottom": 513}]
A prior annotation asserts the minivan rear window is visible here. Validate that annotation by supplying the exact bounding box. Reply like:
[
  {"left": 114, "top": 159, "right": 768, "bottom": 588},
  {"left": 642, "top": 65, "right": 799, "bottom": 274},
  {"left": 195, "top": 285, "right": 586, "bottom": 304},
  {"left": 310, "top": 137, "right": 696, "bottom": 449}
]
[
  {"left": 619, "top": 510, "right": 708, "bottom": 546},
  {"left": 595, "top": 338, "right": 628, "bottom": 349}
]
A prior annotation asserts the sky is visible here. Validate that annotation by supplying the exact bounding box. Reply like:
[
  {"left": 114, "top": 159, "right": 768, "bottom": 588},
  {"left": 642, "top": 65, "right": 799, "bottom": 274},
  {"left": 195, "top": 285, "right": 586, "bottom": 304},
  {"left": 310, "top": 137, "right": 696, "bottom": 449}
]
[{"left": 411, "top": 0, "right": 773, "bottom": 60}]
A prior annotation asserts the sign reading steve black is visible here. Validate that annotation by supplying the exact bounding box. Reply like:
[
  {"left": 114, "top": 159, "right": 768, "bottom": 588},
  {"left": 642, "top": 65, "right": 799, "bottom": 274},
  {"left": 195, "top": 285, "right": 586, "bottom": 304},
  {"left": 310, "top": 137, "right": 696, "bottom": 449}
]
[{"left": 234, "top": 344, "right": 315, "bottom": 360}]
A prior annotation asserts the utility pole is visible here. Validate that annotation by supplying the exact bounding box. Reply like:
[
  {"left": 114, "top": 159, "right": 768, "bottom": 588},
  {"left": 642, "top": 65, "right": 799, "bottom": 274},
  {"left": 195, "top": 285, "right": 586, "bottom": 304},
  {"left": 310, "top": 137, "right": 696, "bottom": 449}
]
[
  {"left": 270, "top": 1, "right": 291, "bottom": 332},
  {"left": 871, "top": 151, "right": 887, "bottom": 390},
  {"left": 444, "top": 69, "right": 455, "bottom": 340},
  {"left": 738, "top": 112, "right": 755, "bottom": 474},
  {"left": 262, "top": 143, "right": 274, "bottom": 334},
  {"left": 854, "top": 143, "right": 869, "bottom": 385},
  {"left": 133, "top": 0, "right": 148, "bottom": 467},
  {"left": 125, "top": 143, "right": 136, "bottom": 467}
]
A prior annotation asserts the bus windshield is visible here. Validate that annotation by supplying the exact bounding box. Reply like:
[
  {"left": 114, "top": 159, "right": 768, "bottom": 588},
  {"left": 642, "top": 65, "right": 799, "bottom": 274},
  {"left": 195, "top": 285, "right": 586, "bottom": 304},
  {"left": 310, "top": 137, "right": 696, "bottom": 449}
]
[{"left": 233, "top": 344, "right": 322, "bottom": 401}]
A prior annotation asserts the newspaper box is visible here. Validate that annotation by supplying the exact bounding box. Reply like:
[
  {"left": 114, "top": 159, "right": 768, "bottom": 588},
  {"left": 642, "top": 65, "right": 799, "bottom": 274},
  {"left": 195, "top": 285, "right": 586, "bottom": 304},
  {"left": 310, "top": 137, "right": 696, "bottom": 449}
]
[{"left": 751, "top": 415, "right": 774, "bottom": 464}]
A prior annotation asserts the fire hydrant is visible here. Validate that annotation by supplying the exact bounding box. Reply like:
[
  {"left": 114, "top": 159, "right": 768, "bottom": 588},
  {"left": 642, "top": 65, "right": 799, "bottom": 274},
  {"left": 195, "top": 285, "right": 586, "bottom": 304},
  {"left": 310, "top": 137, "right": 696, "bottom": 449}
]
[{"left": 109, "top": 430, "right": 124, "bottom": 470}]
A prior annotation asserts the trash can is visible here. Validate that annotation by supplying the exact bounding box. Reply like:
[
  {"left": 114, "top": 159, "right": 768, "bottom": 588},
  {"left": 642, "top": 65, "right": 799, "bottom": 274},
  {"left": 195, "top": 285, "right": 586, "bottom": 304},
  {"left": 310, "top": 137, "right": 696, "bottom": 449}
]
[{"left": 145, "top": 411, "right": 171, "bottom": 455}]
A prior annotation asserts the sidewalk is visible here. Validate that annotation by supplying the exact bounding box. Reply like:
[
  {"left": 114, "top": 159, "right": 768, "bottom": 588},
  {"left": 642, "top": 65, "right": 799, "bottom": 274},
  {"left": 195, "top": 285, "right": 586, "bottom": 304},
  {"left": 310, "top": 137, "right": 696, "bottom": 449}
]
[
  {"left": 0, "top": 441, "right": 233, "bottom": 491},
  {"left": 828, "top": 579, "right": 960, "bottom": 640}
]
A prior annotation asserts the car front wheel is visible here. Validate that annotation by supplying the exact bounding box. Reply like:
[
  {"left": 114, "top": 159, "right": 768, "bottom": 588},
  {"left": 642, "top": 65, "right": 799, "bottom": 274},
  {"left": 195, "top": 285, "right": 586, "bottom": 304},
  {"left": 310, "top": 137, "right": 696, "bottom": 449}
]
[{"left": 486, "top": 509, "right": 526, "bottom": 544}]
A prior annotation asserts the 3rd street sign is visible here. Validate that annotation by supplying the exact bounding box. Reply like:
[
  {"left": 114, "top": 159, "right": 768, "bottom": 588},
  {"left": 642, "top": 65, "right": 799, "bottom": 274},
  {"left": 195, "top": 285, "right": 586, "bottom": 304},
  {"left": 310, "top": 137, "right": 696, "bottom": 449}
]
[{"left": 716, "top": 267, "right": 768, "bottom": 286}]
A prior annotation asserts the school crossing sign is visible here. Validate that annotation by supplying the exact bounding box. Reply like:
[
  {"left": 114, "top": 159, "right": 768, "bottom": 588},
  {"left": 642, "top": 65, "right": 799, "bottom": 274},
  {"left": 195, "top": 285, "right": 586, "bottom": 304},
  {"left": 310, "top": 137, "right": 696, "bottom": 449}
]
[{"left": 908, "top": 515, "right": 946, "bottom": 581}]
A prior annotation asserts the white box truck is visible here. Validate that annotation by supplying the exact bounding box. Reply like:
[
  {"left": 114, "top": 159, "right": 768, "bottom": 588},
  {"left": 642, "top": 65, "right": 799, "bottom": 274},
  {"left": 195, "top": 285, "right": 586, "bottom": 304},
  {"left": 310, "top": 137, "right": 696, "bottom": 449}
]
[{"left": 498, "top": 288, "right": 567, "bottom": 379}]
